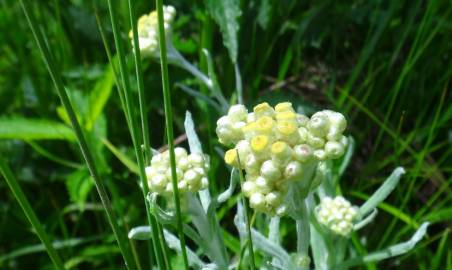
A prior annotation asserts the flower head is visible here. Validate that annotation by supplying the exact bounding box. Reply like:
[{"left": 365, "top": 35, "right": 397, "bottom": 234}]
[
  {"left": 216, "top": 102, "right": 348, "bottom": 216},
  {"left": 130, "top": 6, "right": 176, "bottom": 57},
  {"left": 146, "top": 147, "right": 208, "bottom": 201},
  {"left": 315, "top": 196, "right": 358, "bottom": 236}
]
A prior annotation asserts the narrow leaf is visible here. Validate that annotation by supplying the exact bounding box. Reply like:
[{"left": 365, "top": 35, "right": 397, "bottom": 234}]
[
  {"left": 359, "top": 167, "right": 405, "bottom": 217},
  {"left": 0, "top": 117, "right": 75, "bottom": 141}
]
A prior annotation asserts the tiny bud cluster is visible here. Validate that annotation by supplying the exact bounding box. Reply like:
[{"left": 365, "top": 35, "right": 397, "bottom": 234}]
[
  {"left": 315, "top": 196, "right": 358, "bottom": 236},
  {"left": 216, "top": 102, "right": 348, "bottom": 216},
  {"left": 145, "top": 147, "right": 209, "bottom": 200},
  {"left": 129, "top": 6, "right": 176, "bottom": 57}
]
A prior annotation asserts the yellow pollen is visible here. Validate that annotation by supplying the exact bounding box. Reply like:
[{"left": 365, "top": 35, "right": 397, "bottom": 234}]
[
  {"left": 255, "top": 116, "right": 274, "bottom": 132},
  {"left": 271, "top": 141, "right": 288, "bottom": 154},
  {"left": 275, "top": 102, "right": 294, "bottom": 112},
  {"left": 224, "top": 149, "right": 238, "bottom": 166},
  {"left": 276, "top": 111, "right": 297, "bottom": 121},
  {"left": 254, "top": 102, "right": 272, "bottom": 114},
  {"left": 277, "top": 121, "right": 297, "bottom": 135},
  {"left": 251, "top": 135, "right": 269, "bottom": 152}
]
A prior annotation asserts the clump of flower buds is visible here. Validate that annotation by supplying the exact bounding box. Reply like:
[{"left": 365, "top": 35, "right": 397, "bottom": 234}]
[
  {"left": 145, "top": 147, "right": 209, "bottom": 201},
  {"left": 216, "top": 102, "right": 348, "bottom": 216},
  {"left": 129, "top": 6, "right": 176, "bottom": 57},
  {"left": 315, "top": 196, "right": 358, "bottom": 236}
]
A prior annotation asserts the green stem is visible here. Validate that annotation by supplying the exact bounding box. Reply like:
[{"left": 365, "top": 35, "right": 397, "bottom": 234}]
[
  {"left": 0, "top": 159, "right": 66, "bottom": 270},
  {"left": 18, "top": 1, "right": 136, "bottom": 268},
  {"left": 106, "top": 0, "right": 167, "bottom": 269},
  {"left": 235, "top": 152, "right": 256, "bottom": 270},
  {"left": 155, "top": 0, "right": 189, "bottom": 269}
]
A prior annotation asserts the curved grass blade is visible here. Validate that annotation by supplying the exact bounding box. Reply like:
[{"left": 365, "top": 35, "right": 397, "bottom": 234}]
[
  {"left": 18, "top": 1, "right": 136, "bottom": 268},
  {"left": 0, "top": 158, "right": 66, "bottom": 270}
]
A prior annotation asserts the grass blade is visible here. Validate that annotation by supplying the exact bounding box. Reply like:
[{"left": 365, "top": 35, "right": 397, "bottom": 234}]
[
  {"left": 154, "top": 0, "right": 190, "bottom": 269},
  {"left": 0, "top": 158, "right": 66, "bottom": 270},
  {"left": 18, "top": 0, "right": 136, "bottom": 268},
  {"left": 105, "top": 0, "right": 168, "bottom": 268}
]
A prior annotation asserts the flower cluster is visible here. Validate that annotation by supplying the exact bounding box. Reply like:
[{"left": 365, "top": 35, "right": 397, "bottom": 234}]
[
  {"left": 216, "top": 102, "right": 348, "bottom": 216},
  {"left": 315, "top": 196, "right": 358, "bottom": 236},
  {"left": 145, "top": 147, "right": 209, "bottom": 200},
  {"left": 129, "top": 5, "right": 176, "bottom": 57}
]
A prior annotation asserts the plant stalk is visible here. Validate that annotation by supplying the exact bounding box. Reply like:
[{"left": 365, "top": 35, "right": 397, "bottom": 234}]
[
  {"left": 19, "top": 1, "right": 136, "bottom": 268},
  {"left": 155, "top": 0, "right": 190, "bottom": 268}
]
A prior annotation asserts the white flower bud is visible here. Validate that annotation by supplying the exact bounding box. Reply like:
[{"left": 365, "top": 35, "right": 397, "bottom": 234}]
[
  {"left": 325, "top": 141, "right": 345, "bottom": 159},
  {"left": 183, "top": 169, "right": 201, "bottom": 184},
  {"left": 145, "top": 166, "right": 157, "bottom": 179},
  {"left": 307, "top": 133, "right": 325, "bottom": 148},
  {"left": 255, "top": 176, "right": 273, "bottom": 194},
  {"left": 247, "top": 112, "right": 256, "bottom": 123},
  {"left": 249, "top": 192, "right": 266, "bottom": 211},
  {"left": 260, "top": 160, "right": 281, "bottom": 182},
  {"left": 308, "top": 112, "right": 330, "bottom": 137},
  {"left": 174, "top": 147, "right": 188, "bottom": 162},
  {"left": 296, "top": 114, "right": 309, "bottom": 127},
  {"left": 284, "top": 161, "right": 303, "bottom": 181},
  {"left": 293, "top": 144, "right": 313, "bottom": 163},
  {"left": 228, "top": 104, "right": 248, "bottom": 122},
  {"left": 265, "top": 191, "right": 282, "bottom": 206},
  {"left": 178, "top": 157, "right": 190, "bottom": 171},
  {"left": 325, "top": 110, "right": 347, "bottom": 132},
  {"left": 188, "top": 153, "right": 205, "bottom": 167},
  {"left": 244, "top": 154, "right": 260, "bottom": 175},
  {"left": 149, "top": 174, "right": 167, "bottom": 192},
  {"left": 242, "top": 180, "right": 257, "bottom": 197}
]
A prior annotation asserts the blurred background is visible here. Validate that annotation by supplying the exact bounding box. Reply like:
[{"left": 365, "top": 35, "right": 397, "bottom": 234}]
[{"left": 0, "top": 0, "right": 451, "bottom": 269}]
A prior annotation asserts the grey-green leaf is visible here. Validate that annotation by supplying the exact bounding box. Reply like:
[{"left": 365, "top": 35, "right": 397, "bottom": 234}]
[
  {"left": 204, "top": 0, "right": 241, "bottom": 63},
  {"left": 359, "top": 167, "right": 405, "bottom": 217},
  {"left": 0, "top": 117, "right": 76, "bottom": 141}
]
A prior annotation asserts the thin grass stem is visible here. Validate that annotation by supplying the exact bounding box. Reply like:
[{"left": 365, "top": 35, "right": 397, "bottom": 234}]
[
  {"left": 18, "top": 1, "right": 136, "bottom": 268},
  {"left": 155, "top": 0, "right": 189, "bottom": 269},
  {"left": 105, "top": 0, "right": 167, "bottom": 268},
  {"left": 0, "top": 159, "right": 66, "bottom": 270}
]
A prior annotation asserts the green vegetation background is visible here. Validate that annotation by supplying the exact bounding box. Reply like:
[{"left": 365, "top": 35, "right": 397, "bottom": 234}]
[{"left": 0, "top": 0, "right": 450, "bottom": 269}]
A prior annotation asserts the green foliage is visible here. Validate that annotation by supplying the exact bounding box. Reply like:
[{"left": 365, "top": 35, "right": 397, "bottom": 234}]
[
  {"left": 204, "top": 0, "right": 241, "bottom": 63},
  {"left": 0, "top": 117, "right": 75, "bottom": 141}
]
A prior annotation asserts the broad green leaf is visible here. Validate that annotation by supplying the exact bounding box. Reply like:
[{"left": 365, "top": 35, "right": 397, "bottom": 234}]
[
  {"left": 204, "top": 0, "right": 241, "bottom": 63},
  {"left": 66, "top": 168, "right": 94, "bottom": 211},
  {"left": 0, "top": 117, "right": 75, "bottom": 141},
  {"left": 85, "top": 64, "right": 115, "bottom": 131}
]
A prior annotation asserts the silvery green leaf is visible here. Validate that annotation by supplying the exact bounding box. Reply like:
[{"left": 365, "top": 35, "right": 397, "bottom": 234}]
[
  {"left": 334, "top": 222, "right": 429, "bottom": 269},
  {"left": 354, "top": 208, "right": 378, "bottom": 231},
  {"left": 202, "top": 49, "right": 229, "bottom": 111},
  {"left": 268, "top": 217, "right": 280, "bottom": 244},
  {"left": 310, "top": 224, "right": 329, "bottom": 270},
  {"left": 204, "top": 0, "right": 241, "bottom": 63},
  {"left": 359, "top": 167, "right": 405, "bottom": 217},
  {"left": 184, "top": 111, "right": 203, "bottom": 154},
  {"left": 128, "top": 226, "right": 152, "bottom": 240},
  {"left": 163, "top": 228, "right": 207, "bottom": 268},
  {"left": 217, "top": 169, "right": 239, "bottom": 204},
  {"left": 128, "top": 225, "right": 207, "bottom": 268},
  {"left": 234, "top": 204, "right": 294, "bottom": 269},
  {"left": 337, "top": 136, "right": 355, "bottom": 178}
]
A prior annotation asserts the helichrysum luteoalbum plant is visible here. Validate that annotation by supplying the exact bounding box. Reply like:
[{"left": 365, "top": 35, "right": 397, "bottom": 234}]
[
  {"left": 145, "top": 147, "right": 209, "bottom": 200},
  {"left": 122, "top": 6, "right": 429, "bottom": 270},
  {"left": 217, "top": 102, "right": 348, "bottom": 215},
  {"left": 129, "top": 5, "right": 176, "bottom": 57}
]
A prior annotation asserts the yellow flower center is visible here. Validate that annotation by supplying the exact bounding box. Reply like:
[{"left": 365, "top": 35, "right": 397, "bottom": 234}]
[
  {"left": 275, "top": 102, "right": 294, "bottom": 112},
  {"left": 255, "top": 116, "right": 275, "bottom": 133},
  {"left": 277, "top": 121, "right": 297, "bottom": 135},
  {"left": 251, "top": 135, "right": 269, "bottom": 152},
  {"left": 271, "top": 141, "right": 288, "bottom": 155},
  {"left": 224, "top": 149, "right": 238, "bottom": 166}
]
